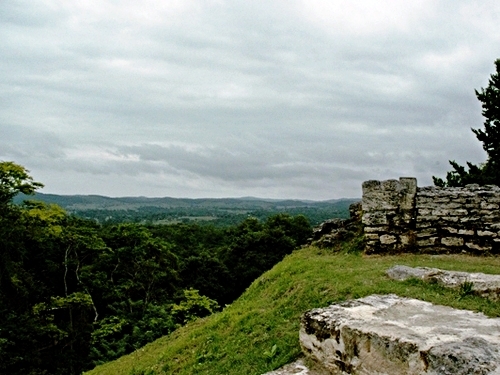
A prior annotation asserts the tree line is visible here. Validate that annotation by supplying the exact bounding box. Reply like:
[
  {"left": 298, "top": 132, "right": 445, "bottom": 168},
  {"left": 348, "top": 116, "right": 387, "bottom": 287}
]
[{"left": 0, "top": 162, "right": 312, "bottom": 375}]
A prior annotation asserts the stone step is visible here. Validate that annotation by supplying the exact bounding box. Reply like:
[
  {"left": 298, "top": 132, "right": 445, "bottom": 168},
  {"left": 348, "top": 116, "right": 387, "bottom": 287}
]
[{"left": 300, "top": 294, "right": 500, "bottom": 374}]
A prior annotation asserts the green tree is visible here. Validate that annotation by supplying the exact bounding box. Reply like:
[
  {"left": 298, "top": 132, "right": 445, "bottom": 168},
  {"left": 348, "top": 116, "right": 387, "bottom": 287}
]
[
  {"left": 0, "top": 161, "right": 43, "bottom": 205},
  {"left": 434, "top": 59, "right": 500, "bottom": 187}
]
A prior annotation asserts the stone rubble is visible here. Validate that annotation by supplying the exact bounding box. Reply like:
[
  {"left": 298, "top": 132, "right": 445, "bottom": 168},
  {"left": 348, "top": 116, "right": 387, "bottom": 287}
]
[
  {"left": 300, "top": 294, "right": 500, "bottom": 374},
  {"left": 387, "top": 265, "right": 500, "bottom": 300},
  {"left": 309, "top": 202, "right": 361, "bottom": 248}
]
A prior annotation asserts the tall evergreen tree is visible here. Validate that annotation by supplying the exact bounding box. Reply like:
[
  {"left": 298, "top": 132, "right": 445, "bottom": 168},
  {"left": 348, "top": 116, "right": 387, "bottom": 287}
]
[{"left": 434, "top": 59, "right": 500, "bottom": 187}]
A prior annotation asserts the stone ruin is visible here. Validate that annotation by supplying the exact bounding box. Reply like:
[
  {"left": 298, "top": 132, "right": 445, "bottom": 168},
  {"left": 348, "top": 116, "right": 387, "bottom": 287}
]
[
  {"left": 261, "top": 179, "right": 500, "bottom": 374},
  {"left": 362, "top": 178, "right": 500, "bottom": 254}
]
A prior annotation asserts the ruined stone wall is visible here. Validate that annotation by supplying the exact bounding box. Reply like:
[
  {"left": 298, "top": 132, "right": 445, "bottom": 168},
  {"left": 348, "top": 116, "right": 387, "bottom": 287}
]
[{"left": 362, "top": 178, "right": 500, "bottom": 254}]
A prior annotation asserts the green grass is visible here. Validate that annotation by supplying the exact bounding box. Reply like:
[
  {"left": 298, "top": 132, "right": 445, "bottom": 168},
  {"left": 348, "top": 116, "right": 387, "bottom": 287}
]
[{"left": 85, "top": 242, "right": 500, "bottom": 375}]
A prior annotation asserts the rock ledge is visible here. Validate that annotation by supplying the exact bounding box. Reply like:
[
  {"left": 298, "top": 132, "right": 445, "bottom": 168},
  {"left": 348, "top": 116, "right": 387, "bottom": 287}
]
[{"left": 300, "top": 294, "right": 500, "bottom": 374}]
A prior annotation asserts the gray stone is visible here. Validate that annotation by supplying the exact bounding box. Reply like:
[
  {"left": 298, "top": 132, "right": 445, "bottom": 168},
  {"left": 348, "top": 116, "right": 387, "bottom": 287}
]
[
  {"left": 379, "top": 234, "right": 397, "bottom": 245},
  {"left": 386, "top": 265, "right": 500, "bottom": 299},
  {"left": 300, "top": 295, "right": 500, "bottom": 375},
  {"left": 478, "top": 230, "right": 497, "bottom": 237},
  {"left": 458, "top": 229, "right": 474, "bottom": 236},
  {"left": 386, "top": 265, "right": 429, "bottom": 280},
  {"left": 441, "top": 237, "right": 464, "bottom": 246},
  {"left": 362, "top": 212, "right": 388, "bottom": 226}
]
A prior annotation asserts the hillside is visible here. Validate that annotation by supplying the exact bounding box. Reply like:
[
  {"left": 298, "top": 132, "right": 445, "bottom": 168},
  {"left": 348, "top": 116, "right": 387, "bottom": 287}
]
[
  {"left": 85, "top": 239, "right": 500, "bottom": 375},
  {"left": 14, "top": 193, "right": 358, "bottom": 226}
]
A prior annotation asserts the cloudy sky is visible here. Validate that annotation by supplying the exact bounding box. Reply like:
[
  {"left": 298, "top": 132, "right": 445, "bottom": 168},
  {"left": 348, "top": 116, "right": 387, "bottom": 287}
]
[{"left": 1, "top": 0, "right": 499, "bottom": 200}]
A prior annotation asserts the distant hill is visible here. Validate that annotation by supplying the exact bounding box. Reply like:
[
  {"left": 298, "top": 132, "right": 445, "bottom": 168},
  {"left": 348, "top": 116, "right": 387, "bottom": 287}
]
[{"left": 15, "top": 193, "right": 360, "bottom": 226}]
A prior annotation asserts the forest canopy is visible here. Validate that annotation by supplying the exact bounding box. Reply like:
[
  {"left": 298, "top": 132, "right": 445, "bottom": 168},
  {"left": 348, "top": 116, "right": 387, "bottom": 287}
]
[{"left": 0, "top": 161, "right": 312, "bottom": 375}]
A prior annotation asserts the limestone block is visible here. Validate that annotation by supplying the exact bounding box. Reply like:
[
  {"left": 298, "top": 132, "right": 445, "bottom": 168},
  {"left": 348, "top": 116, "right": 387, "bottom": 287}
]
[
  {"left": 416, "top": 208, "right": 432, "bottom": 216},
  {"left": 443, "top": 227, "right": 458, "bottom": 234},
  {"left": 363, "top": 226, "right": 387, "bottom": 233},
  {"left": 417, "top": 237, "right": 438, "bottom": 246},
  {"left": 398, "top": 177, "right": 417, "bottom": 211},
  {"left": 458, "top": 229, "right": 475, "bottom": 236},
  {"left": 379, "top": 234, "right": 397, "bottom": 245},
  {"left": 441, "top": 202, "right": 463, "bottom": 209},
  {"left": 460, "top": 216, "right": 481, "bottom": 223},
  {"left": 416, "top": 228, "right": 437, "bottom": 237},
  {"left": 466, "top": 242, "right": 490, "bottom": 251},
  {"left": 416, "top": 215, "right": 439, "bottom": 223},
  {"left": 415, "top": 221, "right": 432, "bottom": 229},
  {"left": 300, "top": 295, "right": 500, "bottom": 375},
  {"left": 362, "top": 212, "right": 388, "bottom": 226},
  {"left": 441, "top": 237, "right": 464, "bottom": 247},
  {"left": 478, "top": 230, "right": 497, "bottom": 237},
  {"left": 381, "top": 179, "right": 399, "bottom": 191},
  {"left": 481, "top": 202, "right": 499, "bottom": 210},
  {"left": 483, "top": 214, "right": 500, "bottom": 223},
  {"left": 362, "top": 180, "right": 381, "bottom": 191},
  {"left": 362, "top": 196, "right": 399, "bottom": 211}
]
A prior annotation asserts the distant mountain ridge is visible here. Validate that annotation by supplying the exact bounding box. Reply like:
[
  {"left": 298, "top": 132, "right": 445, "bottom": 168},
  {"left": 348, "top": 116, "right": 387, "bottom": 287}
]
[{"left": 15, "top": 193, "right": 360, "bottom": 226}]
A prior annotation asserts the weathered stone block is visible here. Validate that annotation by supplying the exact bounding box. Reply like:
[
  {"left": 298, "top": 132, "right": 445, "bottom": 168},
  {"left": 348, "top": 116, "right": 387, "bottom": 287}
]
[
  {"left": 417, "top": 237, "right": 438, "bottom": 246},
  {"left": 441, "top": 237, "right": 464, "bottom": 247},
  {"left": 458, "top": 229, "right": 475, "bottom": 236},
  {"left": 466, "top": 242, "right": 492, "bottom": 252},
  {"left": 478, "top": 230, "right": 497, "bottom": 237},
  {"left": 363, "top": 226, "right": 387, "bottom": 233},
  {"left": 416, "top": 228, "right": 437, "bottom": 237},
  {"left": 442, "top": 216, "right": 459, "bottom": 222},
  {"left": 481, "top": 202, "right": 499, "bottom": 210},
  {"left": 362, "top": 212, "right": 388, "bottom": 226},
  {"left": 416, "top": 215, "right": 439, "bottom": 223},
  {"left": 300, "top": 295, "right": 500, "bottom": 375},
  {"left": 379, "top": 234, "right": 397, "bottom": 245}
]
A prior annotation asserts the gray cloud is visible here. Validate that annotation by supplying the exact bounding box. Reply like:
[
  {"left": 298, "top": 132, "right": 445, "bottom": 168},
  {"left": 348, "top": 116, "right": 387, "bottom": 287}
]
[{"left": 0, "top": 0, "right": 498, "bottom": 199}]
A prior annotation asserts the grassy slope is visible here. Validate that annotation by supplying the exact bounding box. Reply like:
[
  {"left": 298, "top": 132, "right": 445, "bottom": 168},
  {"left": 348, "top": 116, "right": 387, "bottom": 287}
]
[{"left": 86, "top": 243, "right": 500, "bottom": 375}]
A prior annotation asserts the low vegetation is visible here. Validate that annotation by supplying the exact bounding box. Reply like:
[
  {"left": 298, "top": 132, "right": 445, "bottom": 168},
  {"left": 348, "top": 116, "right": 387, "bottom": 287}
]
[{"left": 86, "top": 243, "right": 500, "bottom": 375}]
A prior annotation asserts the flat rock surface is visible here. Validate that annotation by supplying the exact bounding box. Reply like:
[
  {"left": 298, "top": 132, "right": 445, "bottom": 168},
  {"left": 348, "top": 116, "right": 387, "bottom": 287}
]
[
  {"left": 387, "top": 265, "right": 500, "bottom": 299},
  {"left": 300, "top": 294, "right": 500, "bottom": 374}
]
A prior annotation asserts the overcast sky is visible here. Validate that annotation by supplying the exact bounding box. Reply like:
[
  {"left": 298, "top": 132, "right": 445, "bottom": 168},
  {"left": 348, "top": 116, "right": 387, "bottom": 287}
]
[{"left": 1, "top": 0, "right": 499, "bottom": 200}]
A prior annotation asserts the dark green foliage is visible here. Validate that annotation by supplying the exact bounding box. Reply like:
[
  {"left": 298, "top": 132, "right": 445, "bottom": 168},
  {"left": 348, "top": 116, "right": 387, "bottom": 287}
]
[
  {"left": 223, "top": 214, "right": 312, "bottom": 302},
  {"left": 1, "top": 162, "right": 313, "bottom": 374},
  {"left": 434, "top": 59, "right": 500, "bottom": 187}
]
